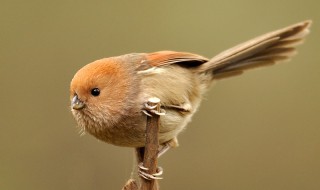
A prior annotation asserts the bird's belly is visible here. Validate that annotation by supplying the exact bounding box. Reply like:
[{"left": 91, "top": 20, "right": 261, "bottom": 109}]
[{"left": 87, "top": 110, "right": 193, "bottom": 148}]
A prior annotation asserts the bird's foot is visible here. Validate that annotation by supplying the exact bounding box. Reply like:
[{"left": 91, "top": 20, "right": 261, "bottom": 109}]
[
  {"left": 142, "top": 97, "right": 166, "bottom": 116},
  {"left": 138, "top": 162, "right": 163, "bottom": 180}
]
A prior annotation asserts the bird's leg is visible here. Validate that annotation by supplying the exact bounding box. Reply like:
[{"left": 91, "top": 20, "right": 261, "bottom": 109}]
[
  {"left": 157, "top": 144, "right": 170, "bottom": 158},
  {"left": 142, "top": 97, "right": 166, "bottom": 117},
  {"left": 157, "top": 138, "right": 179, "bottom": 158},
  {"left": 164, "top": 104, "right": 191, "bottom": 112}
]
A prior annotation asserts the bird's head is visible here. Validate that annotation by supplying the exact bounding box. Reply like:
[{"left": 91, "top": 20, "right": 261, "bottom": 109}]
[{"left": 70, "top": 57, "right": 138, "bottom": 132}]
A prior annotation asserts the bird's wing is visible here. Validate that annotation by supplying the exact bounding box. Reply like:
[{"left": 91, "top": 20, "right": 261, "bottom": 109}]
[
  {"left": 199, "top": 20, "right": 311, "bottom": 79},
  {"left": 146, "top": 51, "right": 209, "bottom": 68}
]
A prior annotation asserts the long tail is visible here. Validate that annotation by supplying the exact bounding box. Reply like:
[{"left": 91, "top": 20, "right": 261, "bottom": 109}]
[{"left": 199, "top": 20, "right": 312, "bottom": 79}]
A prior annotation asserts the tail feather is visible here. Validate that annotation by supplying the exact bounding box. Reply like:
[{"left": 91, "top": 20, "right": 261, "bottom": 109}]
[{"left": 199, "top": 20, "right": 312, "bottom": 79}]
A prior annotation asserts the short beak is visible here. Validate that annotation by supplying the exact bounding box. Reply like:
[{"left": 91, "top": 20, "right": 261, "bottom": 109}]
[{"left": 71, "top": 94, "right": 85, "bottom": 110}]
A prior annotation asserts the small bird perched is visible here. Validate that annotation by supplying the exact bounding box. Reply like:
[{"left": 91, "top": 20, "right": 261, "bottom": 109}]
[{"left": 70, "top": 21, "right": 311, "bottom": 153}]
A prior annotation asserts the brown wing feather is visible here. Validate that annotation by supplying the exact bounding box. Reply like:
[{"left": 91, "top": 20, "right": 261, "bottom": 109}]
[
  {"left": 146, "top": 51, "right": 208, "bottom": 67},
  {"left": 199, "top": 20, "right": 312, "bottom": 79}
]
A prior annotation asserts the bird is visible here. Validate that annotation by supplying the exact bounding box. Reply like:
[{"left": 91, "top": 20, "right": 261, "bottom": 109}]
[{"left": 70, "top": 20, "right": 311, "bottom": 156}]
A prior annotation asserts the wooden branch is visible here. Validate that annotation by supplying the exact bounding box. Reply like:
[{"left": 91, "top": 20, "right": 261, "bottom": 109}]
[
  {"left": 140, "top": 98, "right": 161, "bottom": 190},
  {"left": 122, "top": 97, "right": 162, "bottom": 190}
]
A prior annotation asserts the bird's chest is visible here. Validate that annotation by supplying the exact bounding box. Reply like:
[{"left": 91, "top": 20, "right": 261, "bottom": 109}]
[{"left": 83, "top": 111, "right": 147, "bottom": 147}]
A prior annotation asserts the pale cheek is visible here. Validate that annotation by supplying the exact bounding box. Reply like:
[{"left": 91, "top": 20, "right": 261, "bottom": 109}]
[{"left": 71, "top": 110, "right": 85, "bottom": 124}]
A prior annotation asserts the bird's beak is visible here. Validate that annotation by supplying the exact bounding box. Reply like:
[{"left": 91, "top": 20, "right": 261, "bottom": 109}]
[{"left": 71, "top": 94, "right": 85, "bottom": 110}]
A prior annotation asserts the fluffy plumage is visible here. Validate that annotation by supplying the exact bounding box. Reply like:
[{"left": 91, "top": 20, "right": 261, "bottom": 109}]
[{"left": 70, "top": 20, "right": 311, "bottom": 148}]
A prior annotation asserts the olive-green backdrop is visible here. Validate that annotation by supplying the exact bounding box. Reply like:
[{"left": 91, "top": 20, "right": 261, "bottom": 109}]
[{"left": 1, "top": 1, "right": 319, "bottom": 189}]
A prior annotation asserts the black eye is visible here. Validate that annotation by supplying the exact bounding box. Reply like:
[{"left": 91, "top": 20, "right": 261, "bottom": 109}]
[{"left": 91, "top": 88, "right": 100, "bottom": 96}]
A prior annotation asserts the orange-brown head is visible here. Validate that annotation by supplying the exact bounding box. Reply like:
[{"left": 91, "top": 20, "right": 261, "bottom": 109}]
[{"left": 70, "top": 56, "right": 143, "bottom": 139}]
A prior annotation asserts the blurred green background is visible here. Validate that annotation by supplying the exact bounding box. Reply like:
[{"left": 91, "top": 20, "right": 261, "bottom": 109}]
[{"left": 1, "top": 0, "right": 319, "bottom": 189}]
